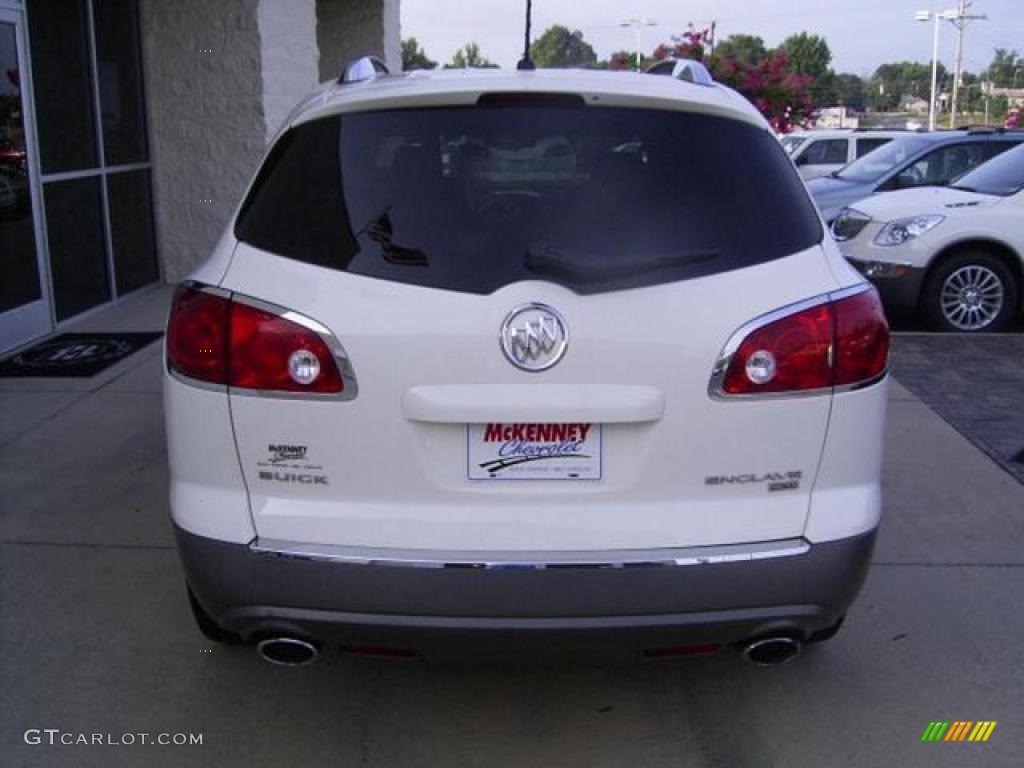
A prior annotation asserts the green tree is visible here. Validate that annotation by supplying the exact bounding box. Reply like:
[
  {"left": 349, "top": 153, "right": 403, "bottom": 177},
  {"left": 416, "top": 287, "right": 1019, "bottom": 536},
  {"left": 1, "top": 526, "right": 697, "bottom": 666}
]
[
  {"left": 780, "top": 32, "right": 832, "bottom": 80},
  {"left": 654, "top": 28, "right": 815, "bottom": 132},
  {"left": 597, "top": 51, "right": 636, "bottom": 70},
  {"left": 985, "top": 48, "right": 1022, "bottom": 87},
  {"left": 401, "top": 37, "right": 436, "bottom": 70},
  {"left": 447, "top": 42, "right": 497, "bottom": 69},
  {"left": 868, "top": 61, "right": 946, "bottom": 111},
  {"left": 959, "top": 71, "right": 985, "bottom": 114},
  {"left": 834, "top": 73, "right": 866, "bottom": 112},
  {"left": 531, "top": 25, "right": 597, "bottom": 68},
  {"left": 712, "top": 34, "right": 767, "bottom": 66}
]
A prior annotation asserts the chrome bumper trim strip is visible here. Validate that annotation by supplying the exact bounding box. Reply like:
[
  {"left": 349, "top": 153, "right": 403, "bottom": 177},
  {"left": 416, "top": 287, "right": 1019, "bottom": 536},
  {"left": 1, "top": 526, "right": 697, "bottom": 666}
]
[{"left": 249, "top": 537, "right": 812, "bottom": 570}]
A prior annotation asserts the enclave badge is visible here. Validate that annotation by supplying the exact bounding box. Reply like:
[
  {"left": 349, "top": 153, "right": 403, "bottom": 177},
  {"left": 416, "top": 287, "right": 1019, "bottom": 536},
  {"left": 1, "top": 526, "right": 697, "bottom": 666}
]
[{"left": 500, "top": 303, "right": 569, "bottom": 372}]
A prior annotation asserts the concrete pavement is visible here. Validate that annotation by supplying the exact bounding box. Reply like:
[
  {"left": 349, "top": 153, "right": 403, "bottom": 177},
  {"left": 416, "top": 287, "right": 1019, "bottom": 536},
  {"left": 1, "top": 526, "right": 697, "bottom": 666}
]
[{"left": 1, "top": 286, "right": 1022, "bottom": 767}]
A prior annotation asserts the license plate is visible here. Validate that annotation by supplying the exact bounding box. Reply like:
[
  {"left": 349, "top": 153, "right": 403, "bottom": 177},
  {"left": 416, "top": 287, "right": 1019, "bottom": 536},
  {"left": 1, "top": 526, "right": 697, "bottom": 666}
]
[{"left": 467, "top": 423, "right": 602, "bottom": 480}]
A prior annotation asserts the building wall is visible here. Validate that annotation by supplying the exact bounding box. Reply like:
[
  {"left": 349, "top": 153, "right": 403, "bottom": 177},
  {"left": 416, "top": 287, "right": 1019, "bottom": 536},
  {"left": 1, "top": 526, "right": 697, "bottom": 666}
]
[
  {"left": 258, "top": 0, "right": 319, "bottom": 142},
  {"left": 316, "top": 0, "right": 401, "bottom": 83},
  {"left": 139, "top": 0, "right": 267, "bottom": 283},
  {"left": 140, "top": 0, "right": 395, "bottom": 283}
]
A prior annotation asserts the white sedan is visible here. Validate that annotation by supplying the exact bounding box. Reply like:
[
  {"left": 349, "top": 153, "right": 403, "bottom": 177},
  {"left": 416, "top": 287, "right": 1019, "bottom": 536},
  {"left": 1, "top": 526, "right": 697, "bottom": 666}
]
[{"left": 833, "top": 143, "right": 1024, "bottom": 331}]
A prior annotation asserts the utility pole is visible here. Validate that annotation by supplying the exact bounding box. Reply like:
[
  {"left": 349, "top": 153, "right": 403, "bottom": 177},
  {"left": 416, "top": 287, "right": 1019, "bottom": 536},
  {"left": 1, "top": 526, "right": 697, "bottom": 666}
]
[
  {"left": 948, "top": 0, "right": 987, "bottom": 128},
  {"left": 709, "top": 20, "right": 717, "bottom": 57}
]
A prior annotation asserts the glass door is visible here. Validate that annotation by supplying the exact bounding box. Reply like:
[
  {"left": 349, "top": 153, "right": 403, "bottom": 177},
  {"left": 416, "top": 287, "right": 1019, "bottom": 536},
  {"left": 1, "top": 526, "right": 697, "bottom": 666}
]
[{"left": 0, "top": 8, "right": 51, "bottom": 353}]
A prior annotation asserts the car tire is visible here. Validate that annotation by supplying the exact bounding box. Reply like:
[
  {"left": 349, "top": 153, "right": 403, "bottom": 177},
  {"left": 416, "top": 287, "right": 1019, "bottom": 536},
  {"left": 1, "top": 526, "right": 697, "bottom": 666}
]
[
  {"left": 921, "top": 251, "right": 1019, "bottom": 333},
  {"left": 187, "top": 584, "right": 243, "bottom": 644}
]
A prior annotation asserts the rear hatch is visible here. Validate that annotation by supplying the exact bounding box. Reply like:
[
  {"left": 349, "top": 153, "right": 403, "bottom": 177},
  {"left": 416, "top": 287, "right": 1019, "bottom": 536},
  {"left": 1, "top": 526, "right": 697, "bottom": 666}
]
[{"left": 222, "top": 100, "right": 837, "bottom": 552}]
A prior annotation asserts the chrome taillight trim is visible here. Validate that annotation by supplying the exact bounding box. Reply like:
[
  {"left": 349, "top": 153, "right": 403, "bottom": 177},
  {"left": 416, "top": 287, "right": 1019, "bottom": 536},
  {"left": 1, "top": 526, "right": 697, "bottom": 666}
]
[
  {"left": 249, "top": 537, "right": 811, "bottom": 570},
  {"left": 229, "top": 292, "right": 359, "bottom": 401},
  {"left": 708, "top": 282, "right": 886, "bottom": 401},
  {"left": 166, "top": 281, "right": 358, "bottom": 401}
]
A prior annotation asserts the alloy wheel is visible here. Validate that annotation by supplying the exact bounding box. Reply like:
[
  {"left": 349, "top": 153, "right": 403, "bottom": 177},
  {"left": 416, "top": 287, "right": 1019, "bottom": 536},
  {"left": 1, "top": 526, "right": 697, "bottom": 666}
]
[{"left": 939, "top": 265, "right": 1004, "bottom": 331}]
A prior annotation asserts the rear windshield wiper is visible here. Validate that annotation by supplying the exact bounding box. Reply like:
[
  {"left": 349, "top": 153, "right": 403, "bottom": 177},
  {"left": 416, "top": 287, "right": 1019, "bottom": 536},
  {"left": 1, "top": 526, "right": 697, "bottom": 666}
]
[{"left": 525, "top": 244, "right": 719, "bottom": 283}]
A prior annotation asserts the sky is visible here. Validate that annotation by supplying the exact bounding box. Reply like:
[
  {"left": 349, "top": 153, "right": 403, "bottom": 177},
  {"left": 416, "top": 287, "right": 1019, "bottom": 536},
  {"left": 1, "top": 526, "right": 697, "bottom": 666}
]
[{"left": 400, "top": 0, "right": 1024, "bottom": 78}]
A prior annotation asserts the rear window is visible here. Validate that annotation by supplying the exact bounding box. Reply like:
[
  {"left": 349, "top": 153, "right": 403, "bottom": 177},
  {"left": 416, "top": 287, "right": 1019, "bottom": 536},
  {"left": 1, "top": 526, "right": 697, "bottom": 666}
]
[
  {"left": 855, "top": 137, "right": 892, "bottom": 158},
  {"left": 235, "top": 106, "right": 822, "bottom": 295}
]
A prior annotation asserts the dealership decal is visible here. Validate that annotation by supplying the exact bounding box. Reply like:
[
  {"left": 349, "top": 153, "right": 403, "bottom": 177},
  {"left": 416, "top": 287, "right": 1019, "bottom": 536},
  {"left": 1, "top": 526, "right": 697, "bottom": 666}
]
[
  {"left": 257, "top": 443, "right": 326, "bottom": 481},
  {"left": 267, "top": 444, "right": 307, "bottom": 463},
  {"left": 469, "top": 423, "right": 601, "bottom": 480}
]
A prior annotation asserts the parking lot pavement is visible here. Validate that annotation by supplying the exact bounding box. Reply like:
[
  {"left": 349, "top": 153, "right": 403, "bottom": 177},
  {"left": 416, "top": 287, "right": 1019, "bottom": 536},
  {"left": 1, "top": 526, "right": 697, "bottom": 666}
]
[
  {"left": 1, "top": 290, "right": 1022, "bottom": 767},
  {"left": 890, "top": 333, "right": 1024, "bottom": 483}
]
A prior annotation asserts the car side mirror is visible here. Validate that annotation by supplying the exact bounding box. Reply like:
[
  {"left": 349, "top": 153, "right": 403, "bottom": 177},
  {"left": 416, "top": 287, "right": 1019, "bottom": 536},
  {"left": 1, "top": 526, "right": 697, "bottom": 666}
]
[
  {"left": 894, "top": 171, "right": 919, "bottom": 189},
  {"left": 794, "top": 154, "right": 809, "bottom": 167}
]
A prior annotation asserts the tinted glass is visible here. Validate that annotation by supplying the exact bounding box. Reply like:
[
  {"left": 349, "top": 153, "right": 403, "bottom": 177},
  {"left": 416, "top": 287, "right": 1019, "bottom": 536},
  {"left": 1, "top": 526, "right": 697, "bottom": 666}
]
[
  {"left": 44, "top": 177, "right": 109, "bottom": 319},
  {"left": 236, "top": 107, "right": 822, "bottom": 295},
  {"left": 27, "top": 0, "right": 98, "bottom": 173},
  {"left": 0, "top": 21, "right": 41, "bottom": 313},
  {"left": 93, "top": 0, "right": 149, "bottom": 165},
  {"left": 905, "top": 142, "right": 1013, "bottom": 186},
  {"left": 951, "top": 143, "right": 1024, "bottom": 196},
  {"left": 804, "top": 139, "right": 847, "bottom": 165},
  {"left": 108, "top": 169, "right": 158, "bottom": 293},
  {"left": 781, "top": 136, "right": 806, "bottom": 154},
  {"left": 855, "top": 138, "right": 891, "bottom": 158},
  {"left": 837, "top": 136, "right": 933, "bottom": 183}
]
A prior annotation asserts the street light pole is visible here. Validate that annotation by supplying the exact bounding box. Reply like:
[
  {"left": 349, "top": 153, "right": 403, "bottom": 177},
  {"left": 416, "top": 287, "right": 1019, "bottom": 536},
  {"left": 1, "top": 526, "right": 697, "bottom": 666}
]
[
  {"left": 928, "top": 13, "right": 940, "bottom": 131},
  {"left": 619, "top": 18, "right": 657, "bottom": 71},
  {"left": 916, "top": 8, "right": 960, "bottom": 131}
]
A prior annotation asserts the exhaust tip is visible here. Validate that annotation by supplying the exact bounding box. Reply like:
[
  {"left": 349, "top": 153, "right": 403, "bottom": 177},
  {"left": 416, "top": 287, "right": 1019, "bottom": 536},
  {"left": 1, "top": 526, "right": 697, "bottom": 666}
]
[
  {"left": 742, "top": 636, "right": 802, "bottom": 666},
  {"left": 256, "top": 636, "right": 319, "bottom": 666}
]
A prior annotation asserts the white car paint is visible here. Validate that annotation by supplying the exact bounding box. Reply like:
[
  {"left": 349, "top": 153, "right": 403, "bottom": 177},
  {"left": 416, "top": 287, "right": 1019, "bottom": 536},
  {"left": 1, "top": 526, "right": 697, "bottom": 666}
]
[
  {"left": 163, "top": 64, "right": 890, "bottom": 655},
  {"left": 836, "top": 185, "right": 1024, "bottom": 272},
  {"left": 168, "top": 68, "right": 882, "bottom": 549}
]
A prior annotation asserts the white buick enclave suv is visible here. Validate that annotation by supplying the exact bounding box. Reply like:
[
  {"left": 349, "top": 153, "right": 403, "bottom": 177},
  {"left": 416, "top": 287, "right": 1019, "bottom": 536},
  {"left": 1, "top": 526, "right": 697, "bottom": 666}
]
[{"left": 164, "top": 57, "right": 890, "bottom": 665}]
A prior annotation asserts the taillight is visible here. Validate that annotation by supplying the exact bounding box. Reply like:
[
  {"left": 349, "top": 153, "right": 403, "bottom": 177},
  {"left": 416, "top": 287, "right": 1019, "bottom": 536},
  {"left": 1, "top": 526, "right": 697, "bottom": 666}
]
[
  {"left": 166, "top": 286, "right": 230, "bottom": 384},
  {"left": 715, "top": 286, "right": 889, "bottom": 397},
  {"left": 833, "top": 289, "right": 890, "bottom": 386},
  {"left": 167, "top": 284, "right": 345, "bottom": 394}
]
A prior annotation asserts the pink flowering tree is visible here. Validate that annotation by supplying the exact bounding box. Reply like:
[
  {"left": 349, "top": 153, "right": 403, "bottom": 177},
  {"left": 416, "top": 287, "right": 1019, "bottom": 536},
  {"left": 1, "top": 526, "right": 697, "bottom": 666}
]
[{"left": 652, "top": 28, "right": 816, "bottom": 133}]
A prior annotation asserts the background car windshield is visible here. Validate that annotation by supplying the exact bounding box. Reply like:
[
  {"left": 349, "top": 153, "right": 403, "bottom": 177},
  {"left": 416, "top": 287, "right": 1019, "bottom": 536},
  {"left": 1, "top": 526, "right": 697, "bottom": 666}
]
[
  {"left": 951, "top": 143, "right": 1024, "bottom": 197},
  {"left": 780, "top": 136, "right": 806, "bottom": 155},
  {"left": 236, "top": 105, "right": 821, "bottom": 295},
  {"left": 836, "top": 136, "right": 933, "bottom": 183}
]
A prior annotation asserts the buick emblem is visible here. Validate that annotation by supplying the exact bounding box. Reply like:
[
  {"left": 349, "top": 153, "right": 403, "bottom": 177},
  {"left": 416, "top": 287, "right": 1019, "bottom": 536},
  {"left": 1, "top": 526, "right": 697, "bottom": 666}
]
[{"left": 500, "top": 303, "right": 568, "bottom": 372}]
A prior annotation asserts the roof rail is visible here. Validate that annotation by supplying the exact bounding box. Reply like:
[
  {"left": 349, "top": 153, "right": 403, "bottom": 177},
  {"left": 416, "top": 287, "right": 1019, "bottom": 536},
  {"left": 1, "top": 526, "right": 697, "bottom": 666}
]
[
  {"left": 643, "top": 58, "right": 714, "bottom": 86},
  {"left": 339, "top": 55, "right": 389, "bottom": 85},
  {"left": 962, "top": 125, "right": 1024, "bottom": 134}
]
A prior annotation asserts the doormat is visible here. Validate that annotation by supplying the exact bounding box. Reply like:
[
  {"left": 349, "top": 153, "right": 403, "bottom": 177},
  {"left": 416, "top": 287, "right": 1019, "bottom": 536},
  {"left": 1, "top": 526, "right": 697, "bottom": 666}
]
[{"left": 0, "top": 332, "right": 163, "bottom": 378}]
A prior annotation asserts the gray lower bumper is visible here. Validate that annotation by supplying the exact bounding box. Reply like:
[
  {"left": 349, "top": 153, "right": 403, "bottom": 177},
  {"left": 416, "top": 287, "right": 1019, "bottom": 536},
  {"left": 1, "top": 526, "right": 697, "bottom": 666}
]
[
  {"left": 176, "top": 526, "right": 876, "bottom": 659},
  {"left": 847, "top": 259, "right": 926, "bottom": 314}
]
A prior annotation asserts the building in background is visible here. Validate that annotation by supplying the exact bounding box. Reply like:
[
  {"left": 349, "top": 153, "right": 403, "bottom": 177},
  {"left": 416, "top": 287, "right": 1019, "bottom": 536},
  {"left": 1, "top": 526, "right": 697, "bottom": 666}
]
[{"left": 0, "top": 0, "right": 399, "bottom": 353}]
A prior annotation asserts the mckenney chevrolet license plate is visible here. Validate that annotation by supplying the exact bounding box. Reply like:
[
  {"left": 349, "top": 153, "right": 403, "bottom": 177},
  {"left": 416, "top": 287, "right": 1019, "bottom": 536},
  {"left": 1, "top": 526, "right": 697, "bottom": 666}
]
[{"left": 468, "top": 423, "right": 602, "bottom": 480}]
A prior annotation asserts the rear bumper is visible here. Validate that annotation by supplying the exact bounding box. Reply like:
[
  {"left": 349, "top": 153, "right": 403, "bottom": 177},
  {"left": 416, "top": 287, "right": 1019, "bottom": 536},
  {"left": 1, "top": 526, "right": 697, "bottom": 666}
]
[{"left": 176, "top": 525, "right": 876, "bottom": 660}]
